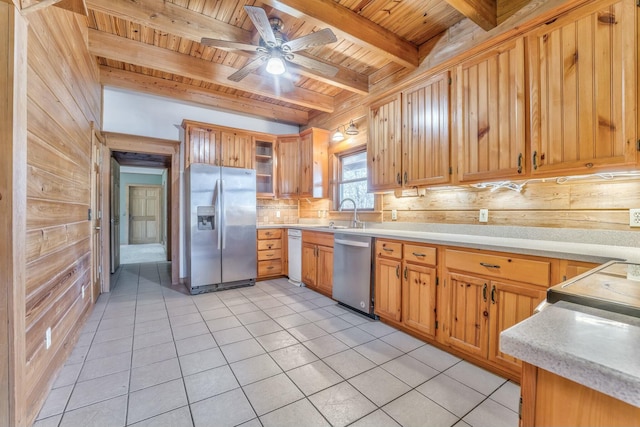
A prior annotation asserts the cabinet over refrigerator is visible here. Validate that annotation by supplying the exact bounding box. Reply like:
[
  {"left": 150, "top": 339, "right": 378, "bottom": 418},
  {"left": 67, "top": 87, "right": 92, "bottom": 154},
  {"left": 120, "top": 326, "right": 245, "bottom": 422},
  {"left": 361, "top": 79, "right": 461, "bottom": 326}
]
[{"left": 185, "top": 163, "right": 257, "bottom": 294}]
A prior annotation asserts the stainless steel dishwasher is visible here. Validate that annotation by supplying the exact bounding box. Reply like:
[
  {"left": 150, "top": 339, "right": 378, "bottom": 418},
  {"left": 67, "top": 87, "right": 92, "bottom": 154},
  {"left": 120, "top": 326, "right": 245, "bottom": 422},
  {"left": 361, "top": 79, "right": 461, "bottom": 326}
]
[{"left": 332, "top": 233, "right": 375, "bottom": 318}]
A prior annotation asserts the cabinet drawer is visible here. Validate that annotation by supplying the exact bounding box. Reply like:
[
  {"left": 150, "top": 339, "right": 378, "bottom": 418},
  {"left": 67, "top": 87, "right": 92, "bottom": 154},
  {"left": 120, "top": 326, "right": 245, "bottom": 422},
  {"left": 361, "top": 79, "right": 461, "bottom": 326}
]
[
  {"left": 258, "top": 260, "right": 282, "bottom": 276},
  {"left": 302, "top": 230, "right": 334, "bottom": 247},
  {"left": 445, "top": 249, "right": 551, "bottom": 286},
  {"left": 376, "top": 240, "right": 402, "bottom": 259},
  {"left": 257, "top": 239, "right": 282, "bottom": 250},
  {"left": 258, "top": 249, "right": 282, "bottom": 261},
  {"left": 404, "top": 244, "right": 436, "bottom": 266},
  {"left": 258, "top": 229, "right": 282, "bottom": 240}
]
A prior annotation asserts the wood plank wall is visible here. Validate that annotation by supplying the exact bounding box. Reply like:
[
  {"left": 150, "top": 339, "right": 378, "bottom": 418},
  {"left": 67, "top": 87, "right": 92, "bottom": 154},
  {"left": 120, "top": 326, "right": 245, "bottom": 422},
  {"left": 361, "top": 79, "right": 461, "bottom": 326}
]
[
  {"left": 300, "top": 171, "right": 640, "bottom": 231},
  {"left": 23, "top": 7, "right": 101, "bottom": 425}
]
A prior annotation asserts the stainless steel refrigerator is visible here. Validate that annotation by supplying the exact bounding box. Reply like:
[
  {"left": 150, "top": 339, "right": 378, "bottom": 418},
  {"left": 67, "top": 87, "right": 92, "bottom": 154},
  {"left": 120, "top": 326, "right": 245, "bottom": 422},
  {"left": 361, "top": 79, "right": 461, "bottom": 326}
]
[{"left": 185, "top": 163, "right": 257, "bottom": 294}]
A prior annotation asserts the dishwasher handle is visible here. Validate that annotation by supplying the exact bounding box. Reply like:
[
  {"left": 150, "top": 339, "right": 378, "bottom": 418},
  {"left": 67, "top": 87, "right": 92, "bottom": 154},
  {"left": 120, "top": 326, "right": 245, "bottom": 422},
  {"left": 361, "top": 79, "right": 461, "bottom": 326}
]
[{"left": 335, "top": 238, "right": 370, "bottom": 248}]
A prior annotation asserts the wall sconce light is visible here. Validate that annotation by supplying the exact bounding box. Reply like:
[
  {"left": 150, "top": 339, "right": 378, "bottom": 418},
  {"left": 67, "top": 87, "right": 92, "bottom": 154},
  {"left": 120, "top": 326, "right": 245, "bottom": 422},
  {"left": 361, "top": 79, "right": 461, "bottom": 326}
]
[{"left": 331, "top": 118, "right": 360, "bottom": 142}]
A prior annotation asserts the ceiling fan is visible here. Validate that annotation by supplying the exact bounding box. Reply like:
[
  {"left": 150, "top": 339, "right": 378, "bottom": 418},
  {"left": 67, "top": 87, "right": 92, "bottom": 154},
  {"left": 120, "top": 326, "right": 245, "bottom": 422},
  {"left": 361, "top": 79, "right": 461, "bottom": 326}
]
[{"left": 201, "top": 5, "right": 339, "bottom": 82}]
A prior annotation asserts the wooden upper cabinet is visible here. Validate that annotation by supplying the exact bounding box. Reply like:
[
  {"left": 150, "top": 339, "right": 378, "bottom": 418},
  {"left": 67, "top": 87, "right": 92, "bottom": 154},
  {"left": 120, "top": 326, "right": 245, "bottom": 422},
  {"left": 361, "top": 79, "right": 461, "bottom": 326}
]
[
  {"left": 367, "top": 94, "right": 402, "bottom": 191},
  {"left": 277, "top": 135, "right": 300, "bottom": 198},
  {"left": 299, "top": 128, "right": 330, "bottom": 198},
  {"left": 402, "top": 71, "right": 451, "bottom": 187},
  {"left": 527, "top": 0, "right": 637, "bottom": 175},
  {"left": 183, "top": 121, "right": 220, "bottom": 167},
  {"left": 255, "top": 137, "right": 277, "bottom": 198},
  {"left": 220, "top": 130, "right": 254, "bottom": 169},
  {"left": 456, "top": 38, "right": 526, "bottom": 182}
]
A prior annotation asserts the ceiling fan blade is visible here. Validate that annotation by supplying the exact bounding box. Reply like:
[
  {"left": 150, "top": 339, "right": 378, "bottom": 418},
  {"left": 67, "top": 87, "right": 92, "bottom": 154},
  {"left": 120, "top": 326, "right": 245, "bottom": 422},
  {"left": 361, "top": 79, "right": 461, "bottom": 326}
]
[
  {"left": 244, "top": 6, "right": 278, "bottom": 47},
  {"left": 282, "top": 28, "right": 337, "bottom": 53},
  {"left": 287, "top": 54, "right": 339, "bottom": 77},
  {"left": 200, "top": 38, "right": 261, "bottom": 52},
  {"left": 228, "top": 56, "right": 268, "bottom": 82}
]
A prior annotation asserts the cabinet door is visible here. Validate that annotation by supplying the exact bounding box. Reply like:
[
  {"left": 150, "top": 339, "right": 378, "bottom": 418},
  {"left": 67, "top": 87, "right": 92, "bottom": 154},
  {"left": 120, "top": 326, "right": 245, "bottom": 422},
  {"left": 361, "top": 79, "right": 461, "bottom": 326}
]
[
  {"left": 488, "top": 281, "right": 546, "bottom": 373},
  {"left": 220, "top": 131, "right": 254, "bottom": 169},
  {"left": 528, "top": 0, "right": 636, "bottom": 175},
  {"left": 186, "top": 125, "right": 219, "bottom": 166},
  {"left": 456, "top": 38, "right": 525, "bottom": 182},
  {"left": 256, "top": 138, "right": 277, "bottom": 197},
  {"left": 375, "top": 257, "right": 402, "bottom": 321},
  {"left": 299, "top": 129, "right": 329, "bottom": 198},
  {"left": 402, "top": 263, "right": 437, "bottom": 338},
  {"left": 446, "top": 272, "right": 489, "bottom": 358},
  {"left": 277, "top": 136, "right": 300, "bottom": 198},
  {"left": 367, "top": 94, "right": 402, "bottom": 191},
  {"left": 301, "top": 242, "right": 317, "bottom": 288},
  {"left": 316, "top": 245, "right": 333, "bottom": 295},
  {"left": 402, "top": 71, "right": 451, "bottom": 186}
]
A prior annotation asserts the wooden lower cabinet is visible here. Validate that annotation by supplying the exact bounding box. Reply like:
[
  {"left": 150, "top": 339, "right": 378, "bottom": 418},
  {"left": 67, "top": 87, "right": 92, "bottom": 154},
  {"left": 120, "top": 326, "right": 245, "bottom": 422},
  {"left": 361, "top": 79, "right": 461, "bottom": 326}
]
[
  {"left": 443, "top": 248, "right": 551, "bottom": 376},
  {"left": 375, "top": 257, "right": 402, "bottom": 321},
  {"left": 446, "top": 272, "right": 489, "bottom": 359},
  {"left": 375, "top": 239, "right": 437, "bottom": 334},
  {"left": 488, "top": 281, "right": 546, "bottom": 373},
  {"left": 257, "top": 229, "right": 284, "bottom": 279},
  {"left": 301, "top": 231, "right": 333, "bottom": 296},
  {"left": 402, "top": 263, "right": 437, "bottom": 338},
  {"left": 521, "top": 363, "right": 640, "bottom": 427}
]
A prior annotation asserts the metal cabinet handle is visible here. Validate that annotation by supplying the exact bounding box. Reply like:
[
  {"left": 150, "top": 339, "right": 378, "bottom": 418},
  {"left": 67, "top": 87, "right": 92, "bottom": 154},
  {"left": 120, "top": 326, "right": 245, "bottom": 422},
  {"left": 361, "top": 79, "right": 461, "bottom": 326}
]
[
  {"left": 267, "top": 266, "right": 274, "bottom": 270},
  {"left": 396, "top": 173, "right": 401, "bottom": 185},
  {"left": 517, "top": 153, "right": 523, "bottom": 174},
  {"left": 533, "top": 151, "right": 538, "bottom": 170},
  {"left": 404, "top": 171, "right": 407, "bottom": 184},
  {"left": 404, "top": 266, "right": 408, "bottom": 279},
  {"left": 395, "top": 265, "right": 400, "bottom": 278},
  {"left": 491, "top": 285, "right": 496, "bottom": 304},
  {"left": 480, "top": 262, "right": 500, "bottom": 269},
  {"left": 265, "top": 232, "right": 273, "bottom": 236},
  {"left": 412, "top": 252, "right": 426, "bottom": 257},
  {"left": 266, "top": 254, "right": 274, "bottom": 257},
  {"left": 482, "top": 283, "right": 487, "bottom": 302},
  {"left": 383, "top": 247, "right": 394, "bottom": 252}
]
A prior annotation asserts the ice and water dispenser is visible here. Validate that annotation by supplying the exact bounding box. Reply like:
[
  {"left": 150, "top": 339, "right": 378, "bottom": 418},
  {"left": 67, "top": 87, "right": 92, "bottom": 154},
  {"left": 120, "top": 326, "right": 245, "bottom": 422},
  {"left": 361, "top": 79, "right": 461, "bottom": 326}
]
[{"left": 197, "top": 206, "right": 216, "bottom": 230}]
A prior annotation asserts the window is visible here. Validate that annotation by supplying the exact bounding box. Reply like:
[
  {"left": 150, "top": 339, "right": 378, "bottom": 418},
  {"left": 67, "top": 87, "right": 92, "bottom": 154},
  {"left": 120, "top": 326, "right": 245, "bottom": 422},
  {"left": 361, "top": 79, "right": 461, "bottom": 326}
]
[{"left": 337, "top": 150, "right": 374, "bottom": 210}]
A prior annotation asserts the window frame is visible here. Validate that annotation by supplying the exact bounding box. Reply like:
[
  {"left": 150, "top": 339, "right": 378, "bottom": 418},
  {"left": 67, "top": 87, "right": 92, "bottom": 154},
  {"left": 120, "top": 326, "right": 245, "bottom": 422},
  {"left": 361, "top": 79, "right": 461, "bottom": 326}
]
[{"left": 329, "top": 143, "right": 379, "bottom": 212}]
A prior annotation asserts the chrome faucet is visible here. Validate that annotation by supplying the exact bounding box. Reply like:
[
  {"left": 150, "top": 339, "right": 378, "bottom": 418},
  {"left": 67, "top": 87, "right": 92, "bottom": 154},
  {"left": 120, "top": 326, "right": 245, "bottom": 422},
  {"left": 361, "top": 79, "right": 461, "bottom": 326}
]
[{"left": 338, "top": 198, "right": 363, "bottom": 228}]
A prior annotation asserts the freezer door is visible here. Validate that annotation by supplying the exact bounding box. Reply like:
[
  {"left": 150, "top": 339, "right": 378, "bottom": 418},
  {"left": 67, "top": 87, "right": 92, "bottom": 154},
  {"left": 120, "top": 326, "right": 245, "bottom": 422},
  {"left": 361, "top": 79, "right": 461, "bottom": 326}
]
[
  {"left": 187, "top": 164, "right": 222, "bottom": 287},
  {"left": 221, "top": 167, "right": 257, "bottom": 283}
]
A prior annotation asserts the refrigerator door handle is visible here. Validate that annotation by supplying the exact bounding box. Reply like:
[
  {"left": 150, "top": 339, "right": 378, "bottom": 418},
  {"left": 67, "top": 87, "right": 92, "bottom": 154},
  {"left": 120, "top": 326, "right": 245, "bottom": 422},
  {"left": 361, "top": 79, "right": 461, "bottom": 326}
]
[
  {"left": 221, "top": 179, "right": 226, "bottom": 249},
  {"left": 215, "top": 179, "right": 222, "bottom": 250}
]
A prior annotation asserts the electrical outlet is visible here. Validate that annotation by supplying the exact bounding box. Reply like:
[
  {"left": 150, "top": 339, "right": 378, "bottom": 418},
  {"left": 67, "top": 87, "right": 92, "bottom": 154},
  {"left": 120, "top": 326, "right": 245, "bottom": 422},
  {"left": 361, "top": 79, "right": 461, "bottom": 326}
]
[
  {"left": 82, "top": 285, "right": 85, "bottom": 299},
  {"left": 630, "top": 209, "right": 640, "bottom": 227},
  {"left": 276, "top": 210, "right": 280, "bottom": 218},
  {"left": 45, "top": 327, "right": 51, "bottom": 350},
  {"left": 479, "top": 209, "right": 489, "bottom": 223},
  {"left": 391, "top": 209, "right": 398, "bottom": 221}
]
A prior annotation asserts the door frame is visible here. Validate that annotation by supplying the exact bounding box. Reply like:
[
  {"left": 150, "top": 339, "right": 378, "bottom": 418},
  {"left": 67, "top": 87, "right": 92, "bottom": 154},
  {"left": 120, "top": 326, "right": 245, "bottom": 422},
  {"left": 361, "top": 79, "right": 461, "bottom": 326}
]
[
  {"left": 102, "top": 132, "right": 180, "bottom": 289},
  {"left": 90, "top": 124, "right": 104, "bottom": 301},
  {"left": 126, "top": 184, "right": 164, "bottom": 245}
]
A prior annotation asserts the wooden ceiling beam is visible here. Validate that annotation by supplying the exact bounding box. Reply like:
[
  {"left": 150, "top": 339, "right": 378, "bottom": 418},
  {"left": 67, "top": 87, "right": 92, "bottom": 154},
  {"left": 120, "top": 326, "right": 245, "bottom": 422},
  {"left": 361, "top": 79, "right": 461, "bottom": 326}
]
[
  {"left": 88, "top": 29, "right": 334, "bottom": 113},
  {"left": 260, "top": 0, "right": 419, "bottom": 69},
  {"left": 100, "top": 66, "right": 309, "bottom": 125},
  {"left": 444, "top": 0, "right": 497, "bottom": 31},
  {"left": 86, "top": 0, "right": 251, "bottom": 44},
  {"left": 86, "top": 0, "right": 368, "bottom": 95}
]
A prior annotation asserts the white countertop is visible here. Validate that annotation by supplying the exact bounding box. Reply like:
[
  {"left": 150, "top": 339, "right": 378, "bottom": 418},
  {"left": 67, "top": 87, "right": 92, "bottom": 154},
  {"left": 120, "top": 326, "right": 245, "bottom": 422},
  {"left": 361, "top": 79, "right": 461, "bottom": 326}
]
[
  {"left": 500, "top": 301, "right": 640, "bottom": 407},
  {"left": 259, "top": 223, "right": 640, "bottom": 263}
]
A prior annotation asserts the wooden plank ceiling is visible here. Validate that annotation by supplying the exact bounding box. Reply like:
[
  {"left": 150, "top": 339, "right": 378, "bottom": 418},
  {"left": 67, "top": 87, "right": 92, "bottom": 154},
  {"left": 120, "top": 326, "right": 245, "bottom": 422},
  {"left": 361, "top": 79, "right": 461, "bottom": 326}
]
[{"left": 72, "top": 0, "right": 531, "bottom": 125}]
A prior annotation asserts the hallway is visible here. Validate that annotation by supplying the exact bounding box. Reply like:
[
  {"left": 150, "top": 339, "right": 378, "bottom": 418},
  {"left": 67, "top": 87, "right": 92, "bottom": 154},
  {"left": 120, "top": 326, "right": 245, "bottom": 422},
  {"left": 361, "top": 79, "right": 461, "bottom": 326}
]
[{"left": 34, "top": 263, "right": 519, "bottom": 427}]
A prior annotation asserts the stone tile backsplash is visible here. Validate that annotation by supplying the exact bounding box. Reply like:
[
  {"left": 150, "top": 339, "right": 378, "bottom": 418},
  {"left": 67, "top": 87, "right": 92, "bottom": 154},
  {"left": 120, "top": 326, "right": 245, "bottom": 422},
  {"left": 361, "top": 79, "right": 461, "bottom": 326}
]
[{"left": 257, "top": 199, "right": 298, "bottom": 225}]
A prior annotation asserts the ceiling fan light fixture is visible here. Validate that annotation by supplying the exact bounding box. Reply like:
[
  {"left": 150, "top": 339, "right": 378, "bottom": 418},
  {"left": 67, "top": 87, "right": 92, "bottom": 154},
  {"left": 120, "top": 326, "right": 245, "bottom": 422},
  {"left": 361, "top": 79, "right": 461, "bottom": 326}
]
[
  {"left": 332, "top": 128, "right": 345, "bottom": 142},
  {"left": 266, "top": 56, "right": 286, "bottom": 75},
  {"left": 345, "top": 120, "right": 359, "bottom": 136}
]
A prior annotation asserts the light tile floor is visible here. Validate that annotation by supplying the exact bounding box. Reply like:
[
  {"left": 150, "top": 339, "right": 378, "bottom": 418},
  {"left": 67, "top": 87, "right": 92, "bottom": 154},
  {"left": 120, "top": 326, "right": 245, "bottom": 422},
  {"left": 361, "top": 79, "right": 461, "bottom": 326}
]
[{"left": 35, "top": 262, "right": 520, "bottom": 427}]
